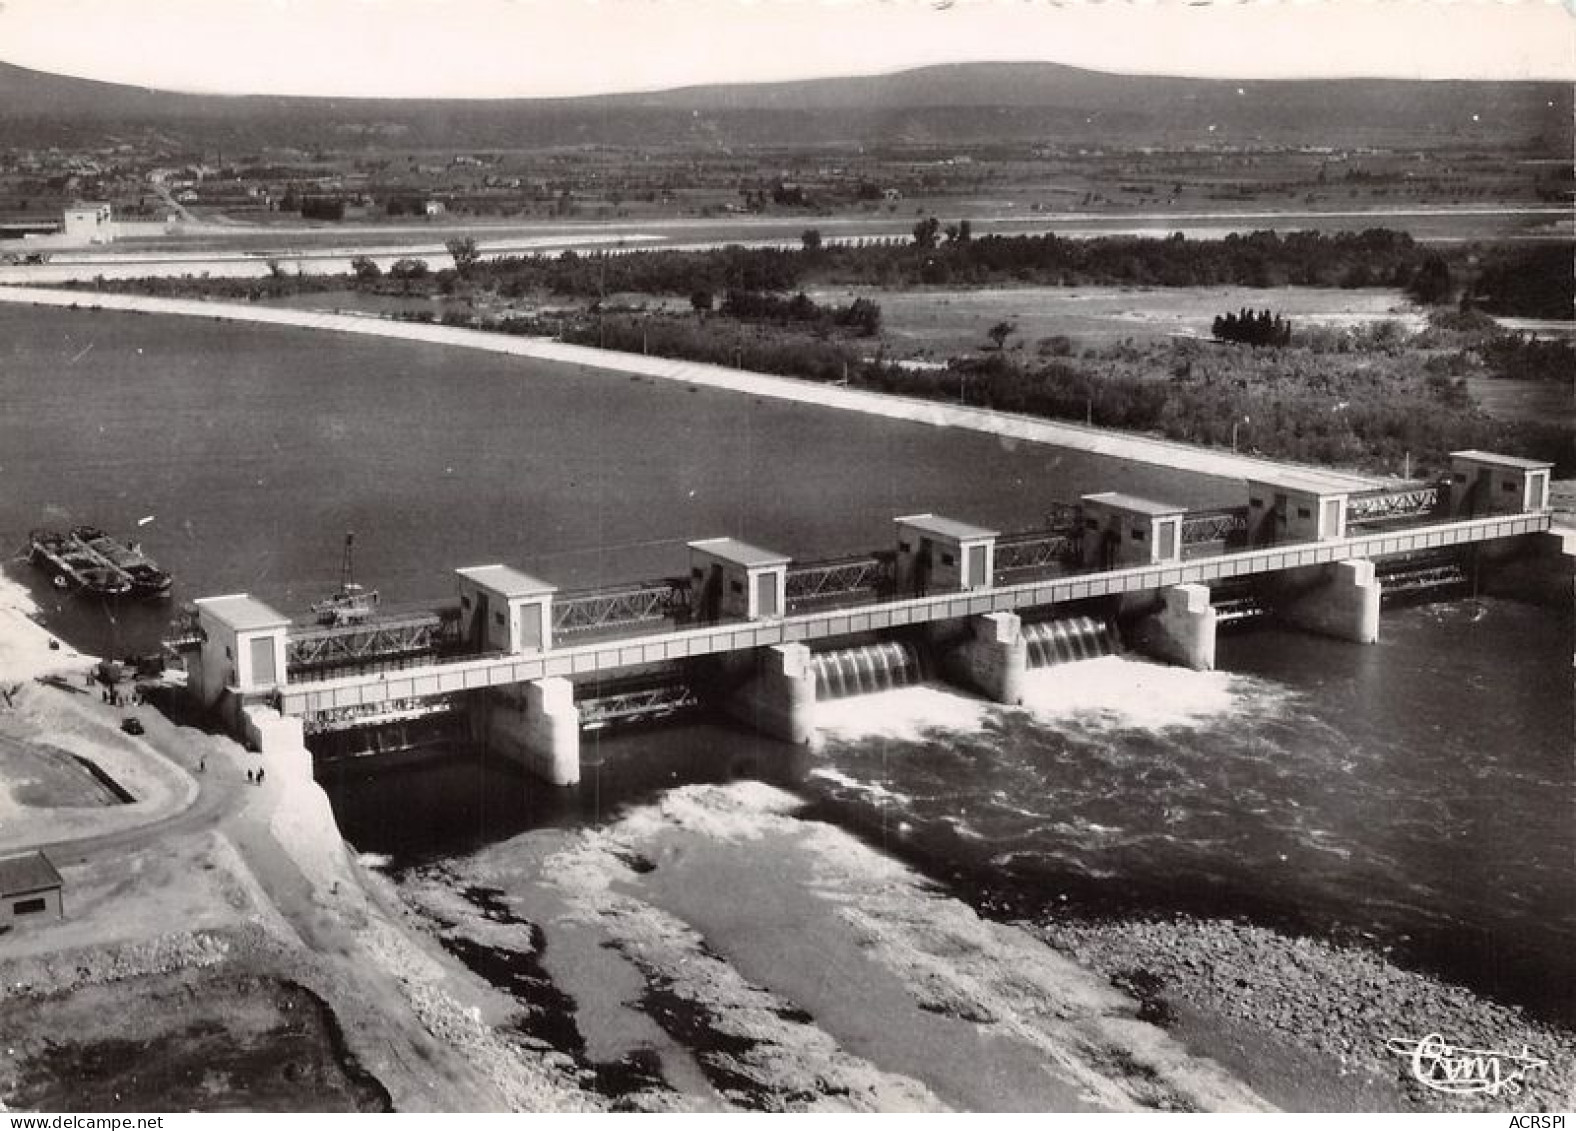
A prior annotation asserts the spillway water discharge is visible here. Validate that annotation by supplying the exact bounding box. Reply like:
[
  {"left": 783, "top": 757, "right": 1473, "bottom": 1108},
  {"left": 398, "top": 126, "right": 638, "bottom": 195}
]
[
  {"left": 795, "top": 604, "right": 1573, "bottom": 1024},
  {"left": 1019, "top": 654, "right": 1281, "bottom": 732},
  {"left": 815, "top": 685, "right": 993, "bottom": 746}
]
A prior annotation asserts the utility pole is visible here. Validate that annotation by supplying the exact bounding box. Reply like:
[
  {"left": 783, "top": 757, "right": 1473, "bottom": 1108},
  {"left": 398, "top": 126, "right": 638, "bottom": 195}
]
[{"left": 1233, "top": 414, "right": 1251, "bottom": 452}]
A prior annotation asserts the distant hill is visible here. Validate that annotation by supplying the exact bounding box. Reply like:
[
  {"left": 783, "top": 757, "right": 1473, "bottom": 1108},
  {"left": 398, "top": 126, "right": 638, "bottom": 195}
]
[{"left": 0, "top": 59, "right": 1568, "bottom": 152}]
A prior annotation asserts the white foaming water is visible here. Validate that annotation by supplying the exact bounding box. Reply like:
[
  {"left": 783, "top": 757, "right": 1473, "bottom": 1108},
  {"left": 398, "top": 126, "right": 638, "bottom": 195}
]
[
  {"left": 815, "top": 684, "right": 991, "bottom": 744},
  {"left": 1022, "top": 654, "right": 1286, "bottom": 732},
  {"left": 808, "top": 767, "right": 913, "bottom": 805}
]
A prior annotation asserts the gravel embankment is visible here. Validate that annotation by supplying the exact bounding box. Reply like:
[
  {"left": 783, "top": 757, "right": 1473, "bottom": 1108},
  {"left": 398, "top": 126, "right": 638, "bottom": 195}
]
[
  {"left": 1038, "top": 915, "right": 1575, "bottom": 1113},
  {"left": 0, "top": 926, "right": 252, "bottom": 999}
]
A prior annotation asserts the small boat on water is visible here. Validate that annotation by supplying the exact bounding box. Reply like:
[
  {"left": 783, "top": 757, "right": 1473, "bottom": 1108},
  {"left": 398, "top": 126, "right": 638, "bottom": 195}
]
[
  {"left": 70, "top": 526, "right": 174, "bottom": 597},
  {"left": 27, "top": 526, "right": 173, "bottom": 599}
]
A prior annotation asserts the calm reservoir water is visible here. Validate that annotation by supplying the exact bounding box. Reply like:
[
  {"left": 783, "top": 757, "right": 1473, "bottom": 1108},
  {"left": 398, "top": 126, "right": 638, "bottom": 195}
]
[
  {"left": 0, "top": 304, "right": 1228, "bottom": 654},
  {"left": 3, "top": 304, "right": 1570, "bottom": 1024}
]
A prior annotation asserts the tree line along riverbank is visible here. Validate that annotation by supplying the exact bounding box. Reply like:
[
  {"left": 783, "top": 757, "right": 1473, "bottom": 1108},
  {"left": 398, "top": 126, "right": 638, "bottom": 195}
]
[{"left": 64, "top": 228, "right": 1574, "bottom": 316}]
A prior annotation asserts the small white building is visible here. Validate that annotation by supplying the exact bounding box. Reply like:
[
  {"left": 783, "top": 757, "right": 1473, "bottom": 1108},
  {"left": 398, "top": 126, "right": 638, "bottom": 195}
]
[
  {"left": 190, "top": 594, "right": 291, "bottom": 709},
  {"left": 1079, "top": 493, "right": 1186, "bottom": 569},
  {"left": 1244, "top": 470, "right": 1352, "bottom": 546},
  {"left": 893, "top": 514, "right": 998, "bottom": 595},
  {"left": 456, "top": 565, "right": 555, "bottom": 655},
  {"left": 688, "top": 538, "right": 790, "bottom": 622},
  {"left": 62, "top": 201, "right": 113, "bottom": 245},
  {"left": 1448, "top": 450, "right": 1552, "bottom": 517}
]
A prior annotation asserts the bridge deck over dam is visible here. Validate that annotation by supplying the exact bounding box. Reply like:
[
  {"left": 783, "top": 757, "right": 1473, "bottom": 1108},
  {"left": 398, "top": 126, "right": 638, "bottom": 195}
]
[
  {"left": 278, "top": 509, "right": 1550, "bottom": 720},
  {"left": 173, "top": 436, "right": 1560, "bottom": 785}
]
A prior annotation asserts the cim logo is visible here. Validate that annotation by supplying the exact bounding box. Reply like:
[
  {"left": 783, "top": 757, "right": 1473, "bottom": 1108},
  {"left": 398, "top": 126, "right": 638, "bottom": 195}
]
[{"left": 1386, "top": 1034, "right": 1550, "bottom": 1098}]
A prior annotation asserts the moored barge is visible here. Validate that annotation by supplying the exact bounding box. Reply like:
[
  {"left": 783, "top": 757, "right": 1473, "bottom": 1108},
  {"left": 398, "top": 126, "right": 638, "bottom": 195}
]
[
  {"left": 70, "top": 526, "right": 174, "bottom": 597},
  {"left": 27, "top": 526, "right": 172, "bottom": 599}
]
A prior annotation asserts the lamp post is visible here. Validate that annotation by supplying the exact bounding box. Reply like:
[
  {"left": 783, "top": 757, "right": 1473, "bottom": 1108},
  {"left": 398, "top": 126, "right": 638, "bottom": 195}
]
[{"left": 1232, "top": 415, "right": 1250, "bottom": 452}]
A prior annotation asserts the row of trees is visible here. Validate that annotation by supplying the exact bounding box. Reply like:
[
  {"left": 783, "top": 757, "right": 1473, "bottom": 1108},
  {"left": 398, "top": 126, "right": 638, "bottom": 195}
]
[
  {"left": 331, "top": 228, "right": 1562, "bottom": 322},
  {"left": 1461, "top": 245, "right": 1574, "bottom": 320},
  {"left": 1211, "top": 309, "right": 1294, "bottom": 347},
  {"left": 299, "top": 195, "right": 346, "bottom": 221},
  {"left": 713, "top": 290, "right": 882, "bottom": 336},
  {"left": 425, "top": 227, "right": 1447, "bottom": 302}
]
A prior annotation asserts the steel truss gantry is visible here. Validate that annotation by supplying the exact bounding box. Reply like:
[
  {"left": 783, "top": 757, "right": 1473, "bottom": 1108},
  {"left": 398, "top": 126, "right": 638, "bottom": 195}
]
[
  {"left": 286, "top": 610, "right": 458, "bottom": 675},
  {"left": 1346, "top": 483, "right": 1446, "bottom": 526},
  {"left": 552, "top": 580, "right": 690, "bottom": 636},
  {"left": 785, "top": 554, "right": 892, "bottom": 610}
]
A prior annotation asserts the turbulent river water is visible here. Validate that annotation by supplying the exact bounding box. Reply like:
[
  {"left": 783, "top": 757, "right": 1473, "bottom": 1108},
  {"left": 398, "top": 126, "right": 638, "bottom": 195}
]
[{"left": 4, "top": 304, "right": 1570, "bottom": 1027}]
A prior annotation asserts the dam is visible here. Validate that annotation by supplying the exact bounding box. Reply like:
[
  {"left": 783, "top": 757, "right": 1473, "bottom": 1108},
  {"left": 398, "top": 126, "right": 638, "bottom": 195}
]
[{"left": 172, "top": 448, "right": 1564, "bottom": 787}]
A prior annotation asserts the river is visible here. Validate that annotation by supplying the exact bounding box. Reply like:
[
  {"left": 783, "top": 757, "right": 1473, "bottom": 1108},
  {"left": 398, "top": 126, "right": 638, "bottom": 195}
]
[
  {"left": 3, "top": 302, "right": 1570, "bottom": 1030},
  {"left": 0, "top": 303, "right": 1231, "bottom": 657}
]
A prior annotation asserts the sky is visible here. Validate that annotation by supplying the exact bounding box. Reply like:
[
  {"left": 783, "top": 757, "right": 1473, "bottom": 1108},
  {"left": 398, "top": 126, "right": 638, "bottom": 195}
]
[{"left": 0, "top": 0, "right": 1571, "bottom": 98}]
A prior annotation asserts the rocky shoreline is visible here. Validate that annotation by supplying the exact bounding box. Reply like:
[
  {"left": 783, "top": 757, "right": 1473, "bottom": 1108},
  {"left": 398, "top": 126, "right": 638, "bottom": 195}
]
[{"left": 1037, "top": 914, "right": 1576, "bottom": 1112}]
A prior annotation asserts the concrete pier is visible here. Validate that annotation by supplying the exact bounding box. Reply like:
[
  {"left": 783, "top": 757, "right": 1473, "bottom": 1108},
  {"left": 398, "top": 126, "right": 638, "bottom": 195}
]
[
  {"left": 946, "top": 613, "right": 1028, "bottom": 705},
  {"left": 241, "top": 704, "right": 307, "bottom": 757},
  {"left": 723, "top": 643, "right": 817, "bottom": 745},
  {"left": 1133, "top": 585, "right": 1218, "bottom": 671},
  {"left": 1477, "top": 529, "right": 1576, "bottom": 608},
  {"left": 483, "top": 677, "right": 581, "bottom": 786},
  {"left": 1279, "top": 559, "right": 1381, "bottom": 644}
]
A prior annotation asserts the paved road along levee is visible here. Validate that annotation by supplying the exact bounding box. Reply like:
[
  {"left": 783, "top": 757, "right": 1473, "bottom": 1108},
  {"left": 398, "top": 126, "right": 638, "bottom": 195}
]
[{"left": 0, "top": 284, "right": 1385, "bottom": 492}]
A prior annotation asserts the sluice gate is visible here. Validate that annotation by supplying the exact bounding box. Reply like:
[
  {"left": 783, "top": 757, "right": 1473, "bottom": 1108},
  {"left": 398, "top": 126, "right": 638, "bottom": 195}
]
[
  {"left": 1373, "top": 550, "right": 1470, "bottom": 601},
  {"left": 1211, "top": 592, "right": 1271, "bottom": 625},
  {"left": 1022, "top": 616, "right": 1119, "bottom": 668},
  {"left": 309, "top": 710, "right": 466, "bottom": 762},
  {"left": 810, "top": 641, "right": 923, "bottom": 700},
  {"left": 575, "top": 674, "right": 702, "bottom": 730}
]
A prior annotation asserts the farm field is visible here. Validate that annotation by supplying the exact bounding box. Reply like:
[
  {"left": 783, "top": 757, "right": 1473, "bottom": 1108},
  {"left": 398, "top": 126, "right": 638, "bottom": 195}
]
[{"left": 806, "top": 284, "right": 1423, "bottom": 355}]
